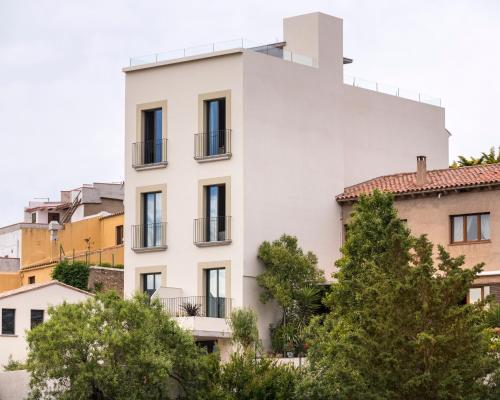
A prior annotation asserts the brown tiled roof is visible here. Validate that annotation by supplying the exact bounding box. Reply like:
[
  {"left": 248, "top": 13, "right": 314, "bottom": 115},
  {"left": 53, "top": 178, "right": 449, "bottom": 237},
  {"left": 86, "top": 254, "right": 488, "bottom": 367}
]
[{"left": 336, "top": 163, "right": 500, "bottom": 201}]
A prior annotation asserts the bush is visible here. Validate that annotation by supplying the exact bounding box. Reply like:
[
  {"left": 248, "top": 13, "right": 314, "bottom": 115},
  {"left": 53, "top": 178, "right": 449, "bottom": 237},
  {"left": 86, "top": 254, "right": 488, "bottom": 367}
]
[
  {"left": 51, "top": 261, "right": 89, "bottom": 291},
  {"left": 229, "top": 308, "right": 260, "bottom": 354},
  {"left": 98, "top": 262, "right": 124, "bottom": 269},
  {"left": 2, "top": 356, "right": 26, "bottom": 371}
]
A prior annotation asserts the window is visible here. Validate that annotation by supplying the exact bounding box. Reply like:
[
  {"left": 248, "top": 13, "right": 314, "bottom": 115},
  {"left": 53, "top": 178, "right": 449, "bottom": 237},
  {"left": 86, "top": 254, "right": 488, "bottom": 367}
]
[
  {"left": 31, "top": 213, "right": 36, "bottom": 223},
  {"left": 28, "top": 276, "right": 35, "bottom": 284},
  {"left": 143, "top": 108, "right": 163, "bottom": 164},
  {"left": 142, "top": 192, "right": 162, "bottom": 247},
  {"left": 451, "top": 213, "right": 490, "bottom": 243},
  {"left": 48, "top": 213, "right": 60, "bottom": 223},
  {"left": 1, "top": 309, "right": 15, "bottom": 335},
  {"left": 468, "top": 286, "right": 490, "bottom": 304},
  {"left": 30, "top": 310, "right": 44, "bottom": 329},
  {"left": 205, "top": 268, "right": 226, "bottom": 318},
  {"left": 142, "top": 273, "right": 161, "bottom": 297},
  {"left": 204, "top": 98, "right": 226, "bottom": 156},
  {"left": 197, "top": 340, "right": 217, "bottom": 353},
  {"left": 116, "top": 225, "right": 124, "bottom": 245},
  {"left": 205, "top": 184, "right": 226, "bottom": 242}
]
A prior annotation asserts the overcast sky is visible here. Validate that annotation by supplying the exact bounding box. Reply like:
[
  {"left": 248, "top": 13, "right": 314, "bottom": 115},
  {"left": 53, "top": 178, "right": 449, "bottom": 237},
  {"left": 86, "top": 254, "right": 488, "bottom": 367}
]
[{"left": 0, "top": 0, "right": 498, "bottom": 226}]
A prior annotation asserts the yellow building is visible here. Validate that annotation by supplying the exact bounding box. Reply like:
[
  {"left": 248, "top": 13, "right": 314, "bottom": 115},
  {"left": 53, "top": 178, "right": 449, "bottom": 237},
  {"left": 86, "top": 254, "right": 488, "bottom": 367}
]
[{"left": 0, "top": 212, "right": 124, "bottom": 290}]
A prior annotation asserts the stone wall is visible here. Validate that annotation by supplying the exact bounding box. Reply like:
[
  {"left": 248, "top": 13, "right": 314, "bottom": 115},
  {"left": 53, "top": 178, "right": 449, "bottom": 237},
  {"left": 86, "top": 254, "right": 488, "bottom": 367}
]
[{"left": 88, "top": 266, "right": 123, "bottom": 297}]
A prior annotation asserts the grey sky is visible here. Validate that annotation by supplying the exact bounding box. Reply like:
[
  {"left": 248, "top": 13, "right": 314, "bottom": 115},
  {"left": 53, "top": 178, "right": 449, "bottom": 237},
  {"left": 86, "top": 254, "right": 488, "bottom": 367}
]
[{"left": 0, "top": 0, "right": 498, "bottom": 227}]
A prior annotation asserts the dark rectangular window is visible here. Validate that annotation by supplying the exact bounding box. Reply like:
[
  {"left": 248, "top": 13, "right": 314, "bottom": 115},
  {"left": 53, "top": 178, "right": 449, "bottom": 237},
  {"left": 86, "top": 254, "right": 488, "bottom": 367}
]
[
  {"left": 143, "top": 108, "right": 163, "bottom": 164},
  {"left": 142, "top": 273, "right": 161, "bottom": 297},
  {"left": 28, "top": 276, "right": 35, "bottom": 284},
  {"left": 31, "top": 213, "right": 36, "bottom": 223},
  {"left": 205, "top": 99, "right": 226, "bottom": 156},
  {"left": 451, "top": 213, "right": 490, "bottom": 243},
  {"left": 205, "top": 268, "right": 226, "bottom": 318},
  {"left": 142, "top": 192, "right": 162, "bottom": 247},
  {"left": 48, "top": 213, "right": 60, "bottom": 223},
  {"left": 205, "top": 185, "right": 226, "bottom": 242},
  {"left": 116, "top": 225, "right": 124, "bottom": 245},
  {"left": 30, "top": 310, "right": 44, "bottom": 329},
  {"left": 1, "top": 309, "right": 15, "bottom": 335}
]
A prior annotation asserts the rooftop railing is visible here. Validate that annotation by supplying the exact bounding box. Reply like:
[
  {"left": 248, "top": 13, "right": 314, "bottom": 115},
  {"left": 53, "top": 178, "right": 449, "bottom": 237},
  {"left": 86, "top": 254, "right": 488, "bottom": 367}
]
[
  {"left": 343, "top": 74, "right": 441, "bottom": 107},
  {"left": 129, "top": 39, "right": 317, "bottom": 68}
]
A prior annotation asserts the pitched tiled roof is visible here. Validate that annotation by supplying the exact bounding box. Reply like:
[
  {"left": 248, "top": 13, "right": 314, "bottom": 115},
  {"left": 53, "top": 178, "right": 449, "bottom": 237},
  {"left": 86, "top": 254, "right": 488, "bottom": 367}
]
[
  {"left": 336, "top": 163, "right": 500, "bottom": 201},
  {"left": 0, "top": 281, "right": 92, "bottom": 300}
]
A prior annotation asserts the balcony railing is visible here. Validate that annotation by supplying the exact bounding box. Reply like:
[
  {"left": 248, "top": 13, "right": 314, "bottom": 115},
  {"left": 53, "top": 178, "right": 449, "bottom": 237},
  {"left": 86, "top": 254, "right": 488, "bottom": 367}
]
[
  {"left": 194, "top": 130, "right": 232, "bottom": 161},
  {"left": 159, "top": 296, "right": 232, "bottom": 318},
  {"left": 131, "top": 222, "right": 167, "bottom": 251},
  {"left": 193, "top": 216, "right": 232, "bottom": 245},
  {"left": 132, "top": 139, "right": 167, "bottom": 169}
]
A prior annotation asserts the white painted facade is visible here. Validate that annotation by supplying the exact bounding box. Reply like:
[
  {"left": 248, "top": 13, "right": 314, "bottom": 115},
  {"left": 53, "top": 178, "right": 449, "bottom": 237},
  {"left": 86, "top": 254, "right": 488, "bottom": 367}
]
[
  {"left": 0, "top": 281, "right": 92, "bottom": 368},
  {"left": 123, "top": 13, "right": 449, "bottom": 347}
]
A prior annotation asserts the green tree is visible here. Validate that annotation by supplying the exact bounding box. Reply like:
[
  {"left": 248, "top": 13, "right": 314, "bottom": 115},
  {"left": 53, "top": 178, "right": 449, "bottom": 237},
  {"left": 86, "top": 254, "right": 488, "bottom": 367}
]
[
  {"left": 228, "top": 308, "right": 261, "bottom": 355},
  {"left": 306, "top": 191, "right": 499, "bottom": 400},
  {"left": 27, "top": 292, "right": 216, "bottom": 400},
  {"left": 51, "top": 261, "right": 89, "bottom": 290},
  {"left": 257, "top": 235, "right": 325, "bottom": 354},
  {"left": 450, "top": 145, "right": 500, "bottom": 167}
]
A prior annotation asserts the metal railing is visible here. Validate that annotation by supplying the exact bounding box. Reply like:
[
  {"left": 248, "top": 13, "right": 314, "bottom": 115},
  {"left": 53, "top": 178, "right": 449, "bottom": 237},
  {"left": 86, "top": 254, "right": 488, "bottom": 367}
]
[
  {"left": 193, "top": 216, "right": 231, "bottom": 244},
  {"left": 132, "top": 139, "right": 167, "bottom": 168},
  {"left": 129, "top": 39, "right": 317, "bottom": 69},
  {"left": 131, "top": 223, "right": 167, "bottom": 249},
  {"left": 159, "top": 296, "right": 232, "bottom": 318},
  {"left": 343, "top": 74, "right": 441, "bottom": 107},
  {"left": 194, "top": 130, "right": 232, "bottom": 160}
]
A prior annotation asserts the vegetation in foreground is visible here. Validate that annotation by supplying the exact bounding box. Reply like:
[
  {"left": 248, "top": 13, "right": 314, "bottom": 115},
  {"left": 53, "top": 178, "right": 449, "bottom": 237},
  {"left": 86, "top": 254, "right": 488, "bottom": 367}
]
[{"left": 450, "top": 145, "right": 500, "bottom": 167}]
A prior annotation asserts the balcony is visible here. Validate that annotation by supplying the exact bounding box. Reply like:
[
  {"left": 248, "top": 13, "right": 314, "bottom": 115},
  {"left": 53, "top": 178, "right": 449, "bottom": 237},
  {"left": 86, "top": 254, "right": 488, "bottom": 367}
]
[
  {"left": 132, "top": 139, "right": 168, "bottom": 170},
  {"left": 194, "top": 130, "right": 232, "bottom": 162},
  {"left": 193, "top": 216, "right": 232, "bottom": 247},
  {"left": 131, "top": 222, "right": 167, "bottom": 252}
]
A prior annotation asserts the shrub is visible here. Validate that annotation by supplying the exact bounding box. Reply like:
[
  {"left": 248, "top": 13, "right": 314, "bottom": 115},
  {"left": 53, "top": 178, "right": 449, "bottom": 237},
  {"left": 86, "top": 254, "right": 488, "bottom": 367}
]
[
  {"left": 229, "top": 308, "right": 260, "bottom": 354},
  {"left": 2, "top": 356, "right": 26, "bottom": 371},
  {"left": 51, "top": 261, "right": 89, "bottom": 290}
]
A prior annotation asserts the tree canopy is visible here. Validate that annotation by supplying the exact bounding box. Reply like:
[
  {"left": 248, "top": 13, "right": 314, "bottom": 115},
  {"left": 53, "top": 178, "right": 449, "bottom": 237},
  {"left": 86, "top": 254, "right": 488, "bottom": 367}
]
[
  {"left": 451, "top": 145, "right": 500, "bottom": 167},
  {"left": 51, "top": 261, "right": 89, "bottom": 290},
  {"left": 306, "top": 191, "right": 500, "bottom": 399}
]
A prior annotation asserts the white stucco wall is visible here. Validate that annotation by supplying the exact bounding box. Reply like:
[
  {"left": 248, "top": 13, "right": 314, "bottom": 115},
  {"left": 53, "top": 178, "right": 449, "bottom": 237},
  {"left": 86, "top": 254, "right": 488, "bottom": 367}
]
[
  {"left": 0, "top": 226, "right": 21, "bottom": 259},
  {"left": 0, "top": 284, "right": 91, "bottom": 368}
]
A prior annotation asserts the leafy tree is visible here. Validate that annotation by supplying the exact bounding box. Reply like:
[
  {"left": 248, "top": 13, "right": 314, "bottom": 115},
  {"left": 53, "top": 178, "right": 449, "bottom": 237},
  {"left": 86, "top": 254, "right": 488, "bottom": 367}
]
[
  {"left": 51, "top": 261, "right": 89, "bottom": 290},
  {"left": 228, "top": 308, "right": 261, "bottom": 355},
  {"left": 451, "top": 145, "right": 500, "bottom": 167},
  {"left": 306, "top": 191, "right": 500, "bottom": 400},
  {"left": 27, "top": 292, "right": 216, "bottom": 400},
  {"left": 257, "top": 234, "right": 325, "bottom": 354}
]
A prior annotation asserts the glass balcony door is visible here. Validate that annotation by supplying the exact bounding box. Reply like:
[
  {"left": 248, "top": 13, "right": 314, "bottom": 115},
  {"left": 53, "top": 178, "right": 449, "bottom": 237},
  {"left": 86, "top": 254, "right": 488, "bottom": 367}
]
[
  {"left": 206, "top": 268, "right": 225, "bottom": 318},
  {"left": 205, "top": 99, "right": 226, "bottom": 156},
  {"left": 144, "top": 108, "right": 162, "bottom": 164},
  {"left": 143, "top": 192, "right": 162, "bottom": 247},
  {"left": 205, "top": 185, "right": 225, "bottom": 242}
]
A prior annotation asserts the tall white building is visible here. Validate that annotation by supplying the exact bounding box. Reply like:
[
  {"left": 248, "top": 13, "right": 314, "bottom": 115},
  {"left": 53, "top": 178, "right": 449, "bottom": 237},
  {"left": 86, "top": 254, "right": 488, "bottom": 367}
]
[{"left": 123, "top": 12, "right": 449, "bottom": 349}]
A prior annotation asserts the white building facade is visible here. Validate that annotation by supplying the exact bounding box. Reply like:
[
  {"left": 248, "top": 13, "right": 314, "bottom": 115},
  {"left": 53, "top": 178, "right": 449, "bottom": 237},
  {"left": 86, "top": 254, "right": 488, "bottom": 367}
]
[{"left": 123, "top": 12, "right": 449, "bottom": 348}]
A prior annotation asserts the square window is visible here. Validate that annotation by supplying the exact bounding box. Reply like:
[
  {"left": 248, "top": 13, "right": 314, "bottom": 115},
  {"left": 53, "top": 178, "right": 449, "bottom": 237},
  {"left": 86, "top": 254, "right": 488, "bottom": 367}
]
[{"left": 28, "top": 276, "right": 35, "bottom": 284}]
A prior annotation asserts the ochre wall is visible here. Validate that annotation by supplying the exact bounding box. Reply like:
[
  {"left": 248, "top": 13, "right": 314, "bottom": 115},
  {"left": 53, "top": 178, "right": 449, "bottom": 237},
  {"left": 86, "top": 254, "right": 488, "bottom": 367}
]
[
  {"left": 20, "top": 265, "right": 55, "bottom": 286},
  {"left": 0, "top": 272, "right": 21, "bottom": 292}
]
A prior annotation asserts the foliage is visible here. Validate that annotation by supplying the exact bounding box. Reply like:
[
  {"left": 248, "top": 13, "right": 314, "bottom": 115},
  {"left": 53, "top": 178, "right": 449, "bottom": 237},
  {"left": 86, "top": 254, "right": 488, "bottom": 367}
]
[
  {"left": 98, "top": 262, "right": 124, "bottom": 269},
  {"left": 228, "top": 308, "right": 261, "bottom": 354},
  {"left": 485, "top": 304, "right": 500, "bottom": 328},
  {"left": 51, "top": 261, "right": 89, "bottom": 291},
  {"left": 451, "top": 145, "right": 500, "bottom": 167},
  {"left": 181, "top": 302, "right": 201, "bottom": 317},
  {"left": 2, "top": 356, "right": 26, "bottom": 371},
  {"left": 306, "top": 190, "right": 500, "bottom": 400},
  {"left": 26, "top": 292, "right": 216, "bottom": 400},
  {"left": 257, "top": 234, "right": 325, "bottom": 353}
]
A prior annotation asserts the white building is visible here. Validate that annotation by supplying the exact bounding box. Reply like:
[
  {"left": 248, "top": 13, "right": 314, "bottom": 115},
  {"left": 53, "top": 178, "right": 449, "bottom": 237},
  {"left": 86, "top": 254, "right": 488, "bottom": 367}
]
[
  {"left": 123, "top": 12, "right": 449, "bottom": 349},
  {"left": 0, "top": 281, "right": 92, "bottom": 368}
]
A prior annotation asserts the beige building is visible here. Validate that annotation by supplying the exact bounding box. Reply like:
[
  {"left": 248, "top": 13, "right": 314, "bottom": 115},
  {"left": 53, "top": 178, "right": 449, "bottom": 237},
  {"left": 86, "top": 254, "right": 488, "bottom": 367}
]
[
  {"left": 337, "top": 159, "right": 500, "bottom": 303},
  {"left": 123, "top": 12, "right": 449, "bottom": 349}
]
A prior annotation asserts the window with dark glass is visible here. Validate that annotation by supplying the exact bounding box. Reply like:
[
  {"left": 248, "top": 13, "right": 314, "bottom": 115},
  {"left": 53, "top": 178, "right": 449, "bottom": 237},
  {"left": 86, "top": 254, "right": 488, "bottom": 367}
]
[
  {"left": 48, "top": 213, "right": 60, "bottom": 223},
  {"left": 143, "top": 108, "right": 163, "bottom": 164},
  {"left": 116, "top": 225, "right": 124, "bottom": 245},
  {"left": 142, "top": 192, "right": 162, "bottom": 247},
  {"left": 143, "top": 273, "right": 161, "bottom": 297},
  {"left": 205, "top": 184, "right": 226, "bottom": 242},
  {"left": 28, "top": 276, "right": 35, "bottom": 284},
  {"left": 205, "top": 268, "right": 225, "bottom": 318},
  {"left": 1, "top": 309, "right": 15, "bottom": 335},
  {"left": 30, "top": 310, "right": 44, "bottom": 329},
  {"left": 197, "top": 340, "right": 217, "bottom": 353},
  {"left": 451, "top": 213, "right": 490, "bottom": 243},
  {"left": 31, "top": 213, "right": 36, "bottom": 223},
  {"left": 205, "top": 98, "right": 226, "bottom": 156}
]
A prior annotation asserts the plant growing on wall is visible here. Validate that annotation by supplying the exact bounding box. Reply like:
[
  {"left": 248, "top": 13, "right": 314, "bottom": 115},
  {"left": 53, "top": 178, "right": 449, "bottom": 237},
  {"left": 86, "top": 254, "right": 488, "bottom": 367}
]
[{"left": 51, "top": 261, "right": 90, "bottom": 291}]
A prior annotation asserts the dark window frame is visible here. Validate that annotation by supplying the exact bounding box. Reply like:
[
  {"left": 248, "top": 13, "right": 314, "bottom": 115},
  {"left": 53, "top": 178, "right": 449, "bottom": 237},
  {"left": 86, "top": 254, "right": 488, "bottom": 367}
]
[
  {"left": 48, "top": 213, "right": 60, "bottom": 223},
  {"left": 31, "top": 213, "right": 36, "bottom": 223},
  {"left": 1, "top": 308, "right": 15, "bottom": 335},
  {"left": 142, "top": 192, "right": 162, "bottom": 247},
  {"left": 115, "top": 225, "right": 124, "bottom": 245},
  {"left": 450, "top": 212, "right": 490, "bottom": 244},
  {"left": 30, "top": 309, "right": 44, "bottom": 329},
  {"left": 142, "top": 272, "right": 161, "bottom": 297},
  {"left": 204, "top": 184, "right": 226, "bottom": 242},
  {"left": 142, "top": 108, "right": 163, "bottom": 164},
  {"left": 205, "top": 268, "right": 226, "bottom": 318},
  {"left": 28, "top": 276, "right": 35, "bottom": 284},
  {"left": 204, "top": 98, "right": 226, "bottom": 156}
]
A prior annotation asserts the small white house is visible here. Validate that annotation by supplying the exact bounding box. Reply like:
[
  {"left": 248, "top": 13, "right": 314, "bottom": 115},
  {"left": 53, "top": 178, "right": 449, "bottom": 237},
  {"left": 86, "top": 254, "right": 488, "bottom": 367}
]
[{"left": 0, "top": 281, "right": 92, "bottom": 369}]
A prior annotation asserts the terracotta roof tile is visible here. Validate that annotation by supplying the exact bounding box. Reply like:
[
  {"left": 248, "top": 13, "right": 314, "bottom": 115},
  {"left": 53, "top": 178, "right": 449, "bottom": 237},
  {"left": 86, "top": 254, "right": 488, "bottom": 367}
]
[{"left": 336, "top": 163, "right": 500, "bottom": 201}]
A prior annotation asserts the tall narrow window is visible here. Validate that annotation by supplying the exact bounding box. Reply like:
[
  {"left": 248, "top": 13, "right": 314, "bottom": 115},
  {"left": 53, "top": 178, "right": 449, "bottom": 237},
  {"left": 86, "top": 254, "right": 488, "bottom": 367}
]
[
  {"left": 205, "top": 99, "right": 226, "bottom": 156},
  {"left": 206, "top": 268, "right": 225, "bottom": 318},
  {"left": 1, "top": 309, "right": 15, "bottom": 335},
  {"left": 31, "top": 213, "right": 36, "bottom": 223},
  {"left": 143, "top": 109, "right": 162, "bottom": 164},
  {"left": 30, "top": 310, "right": 44, "bottom": 329},
  {"left": 143, "top": 192, "right": 162, "bottom": 247},
  {"left": 451, "top": 213, "right": 490, "bottom": 243},
  {"left": 205, "top": 185, "right": 226, "bottom": 242},
  {"left": 143, "top": 273, "right": 161, "bottom": 297},
  {"left": 115, "top": 225, "right": 124, "bottom": 245}
]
